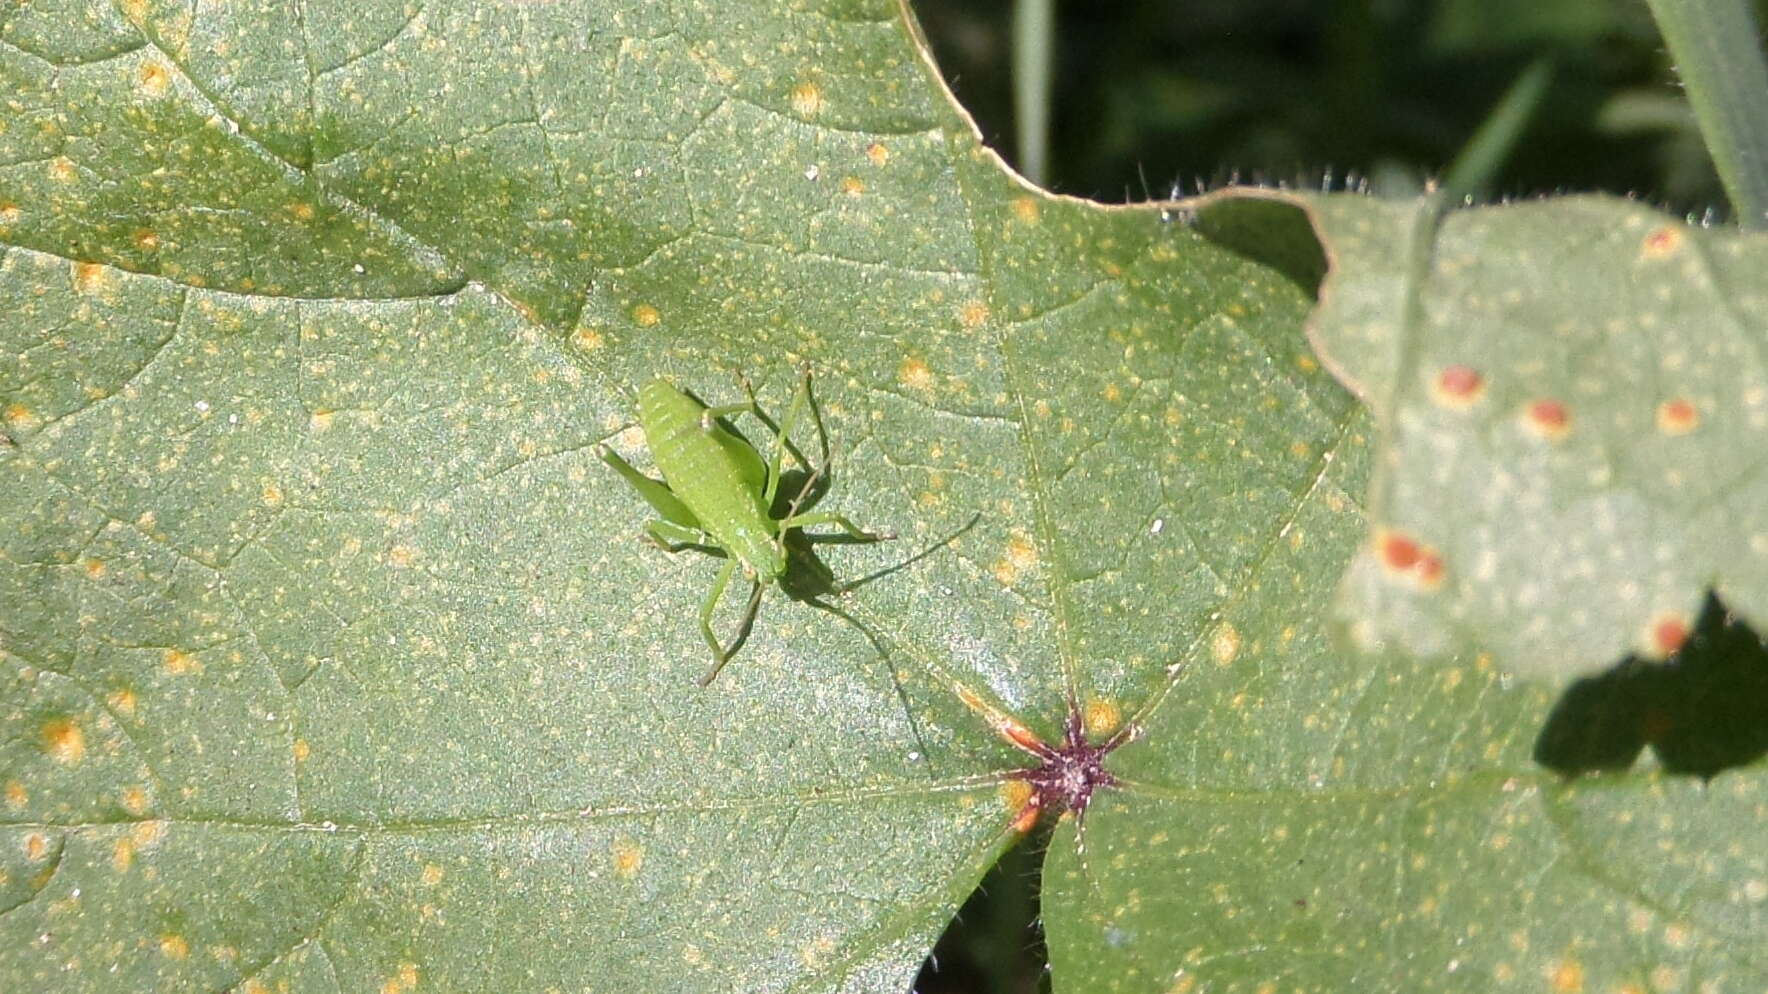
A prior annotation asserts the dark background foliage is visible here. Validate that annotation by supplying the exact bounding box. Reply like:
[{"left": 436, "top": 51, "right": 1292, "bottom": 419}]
[
  {"left": 910, "top": 1, "right": 1764, "bottom": 990},
  {"left": 915, "top": 0, "right": 1749, "bottom": 211}
]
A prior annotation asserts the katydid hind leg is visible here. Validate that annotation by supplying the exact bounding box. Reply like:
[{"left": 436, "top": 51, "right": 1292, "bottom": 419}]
[
  {"left": 696, "top": 558, "right": 740, "bottom": 679},
  {"left": 699, "top": 574, "right": 766, "bottom": 686},
  {"left": 598, "top": 445, "right": 701, "bottom": 529},
  {"left": 646, "top": 519, "right": 714, "bottom": 552}
]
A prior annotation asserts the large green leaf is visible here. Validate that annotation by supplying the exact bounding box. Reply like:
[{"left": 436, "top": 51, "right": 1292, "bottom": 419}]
[{"left": 2, "top": 2, "right": 1763, "bottom": 993}]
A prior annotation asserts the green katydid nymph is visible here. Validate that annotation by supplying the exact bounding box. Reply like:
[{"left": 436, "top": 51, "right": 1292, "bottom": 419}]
[{"left": 597, "top": 371, "right": 891, "bottom": 685}]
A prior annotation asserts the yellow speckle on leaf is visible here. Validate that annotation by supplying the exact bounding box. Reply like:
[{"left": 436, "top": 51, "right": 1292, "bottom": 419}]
[
  {"left": 572, "top": 326, "right": 604, "bottom": 351},
  {"left": 133, "top": 228, "right": 161, "bottom": 251},
  {"left": 160, "top": 934, "right": 189, "bottom": 960},
  {"left": 132, "top": 819, "right": 166, "bottom": 849},
  {"left": 288, "top": 202, "right": 316, "bottom": 221},
  {"left": 112, "top": 836, "right": 136, "bottom": 872},
  {"left": 1084, "top": 698, "right": 1122, "bottom": 736},
  {"left": 139, "top": 60, "right": 170, "bottom": 96},
  {"left": 49, "top": 157, "right": 76, "bottom": 182},
  {"left": 388, "top": 545, "right": 416, "bottom": 568},
  {"left": 1549, "top": 958, "right": 1584, "bottom": 992},
  {"left": 632, "top": 304, "right": 660, "bottom": 327},
  {"left": 1296, "top": 355, "right": 1319, "bottom": 373},
  {"left": 261, "top": 483, "right": 284, "bottom": 507},
  {"left": 789, "top": 81, "right": 823, "bottom": 116},
  {"left": 310, "top": 409, "right": 336, "bottom": 433},
  {"left": 612, "top": 837, "right": 643, "bottom": 879},
  {"left": 73, "top": 261, "right": 113, "bottom": 294},
  {"left": 163, "top": 648, "right": 201, "bottom": 676},
  {"left": 1212, "top": 624, "right": 1241, "bottom": 666},
  {"left": 421, "top": 863, "right": 444, "bottom": 886},
  {"left": 959, "top": 300, "right": 989, "bottom": 328},
  {"left": 800, "top": 935, "right": 836, "bottom": 969},
  {"left": 1000, "top": 778, "right": 1033, "bottom": 813},
  {"left": 899, "top": 357, "right": 933, "bottom": 392},
  {"left": 839, "top": 175, "right": 864, "bottom": 196},
  {"left": 293, "top": 738, "right": 311, "bottom": 762},
  {"left": 1011, "top": 196, "right": 1040, "bottom": 224},
  {"left": 42, "top": 718, "right": 85, "bottom": 764},
  {"left": 5, "top": 403, "right": 38, "bottom": 430}
]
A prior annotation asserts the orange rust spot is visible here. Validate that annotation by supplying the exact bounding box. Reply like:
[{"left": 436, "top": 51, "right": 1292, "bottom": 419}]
[
  {"left": 1010, "top": 798, "right": 1040, "bottom": 834},
  {"left": 1648, "top": 614, "right": 1690, "bottom": 657},
  {"left": 1083, "top": 698, "right": 1122, "bottom": 737},
  {"left": 1524, "top": 399, "right": 1571, "bottom": 440},
  {"left": 131, "top": 819, "right": 166, "bottom": 850},
  {"left": 112, "top": 836, "right": 136, "bottom": 871},
  {"left": 132, "top": 228, "right": 161, "bottom": 251},
  {"left": 1641, "top": 226, "right": 1681, "bottom": 259},
  {"left": 572, "top": 326, "right": 605, "bottom": 351},
  {"left": 4, "top": 781, "right": 25, "bottom": 808},
  {"left": 138, "top": 60, "right": 170, "bottom": 96},
  {"left": 789, "top": 81, "right": 823, "bottom": 116},
  {"left": 959, "top": 300, "right": 990, "bottom": 328},
  {"left": 83, "top": 557, "right": 107, "bottom": 579},
  {"left": 121, "top": 785, "right": 150, "bottom": 815},
  {"left": 421, "top": 863, "right": 443, "bottom": 886},
  {"left": 41, "top": 718, "right": 85, "bottom": 764},
  {"left": 1377, "top": 530, "right": 1422, "bottom": 571},
  {"left": 612, "top": 837, "right": 643, "bottom": 879},
  {"left": 293, "top": 738, "right": 311, "bottom": 762},
  {"left": 48, "top": 156, "right": 76, "bottom": 182},
  {"left": 287, "top": 202, "right": 316, "bottom": 221},
  {"left": 3, "top": 403, "right": 35, "bottom": 430},
  {"left": 1549, "top": 957, "right": 1585, "bottom": 992},
  {"left": 0, "top": 201, "right": 19, "bottom": 225},
  {"left": 1432, "top": 364, "right": 1484, "bottom": 407},
  {"left": 1011, "top": 196, "right": 1040, "bottom": 224},
  {"left": 162, "top": 648, "right": 201, "bottom": 675},
  {"left": 631, "top": 304, "right": 660, "bottom": 327},
  {"left": 898, "top": 356, "right": 933, "bottom": 392},
  {"left": 839, "top": 175, "right": 864, "bottom": 196},
  {"left": 24, "top": 832, "right": 49, "bottom": 861},
  {"left": 107, "top": 687, "right": 137, "bottom": 717},
  {"left": 1415, "top": 551, "right": 1445, "bottom": 589},
  {"left": 1000, "top": 778, "right": 1034, "bottom": 815},
  {"left": 1656, "top": 398, "right": 1698, "bottom": 435},
  {"left": 73, "top": 261, "right": 110, "bottom": 293},
  {"left": 865, "top": 142, "right": 888, "bottom": 166},
  {"left": 159, "top": 934, "right": 189, "bottom": 960},
  {"left": 388, "top": 544, "right": 416, "bottom": 568}
]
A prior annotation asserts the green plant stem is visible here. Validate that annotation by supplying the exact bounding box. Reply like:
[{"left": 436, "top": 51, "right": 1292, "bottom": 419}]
[
  {"left": 1441, "top": 57, "right": 1555, "bottom": 203},
  {"left": 1645, "top": 0, "right": 1768, "bottom": 228},
  {"left": 1013, "top": 0, "right": 1053, "bottom": 186}
]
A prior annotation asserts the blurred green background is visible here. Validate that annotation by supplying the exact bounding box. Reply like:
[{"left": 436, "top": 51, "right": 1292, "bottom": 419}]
[{"left": 908, "top": 1, "right": 1762, "bottom": 990}]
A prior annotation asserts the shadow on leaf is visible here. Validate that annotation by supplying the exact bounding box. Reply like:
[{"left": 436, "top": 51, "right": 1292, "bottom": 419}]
[{"left": 1535, "top": 593, "right": 1768, "bottom": 779}]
